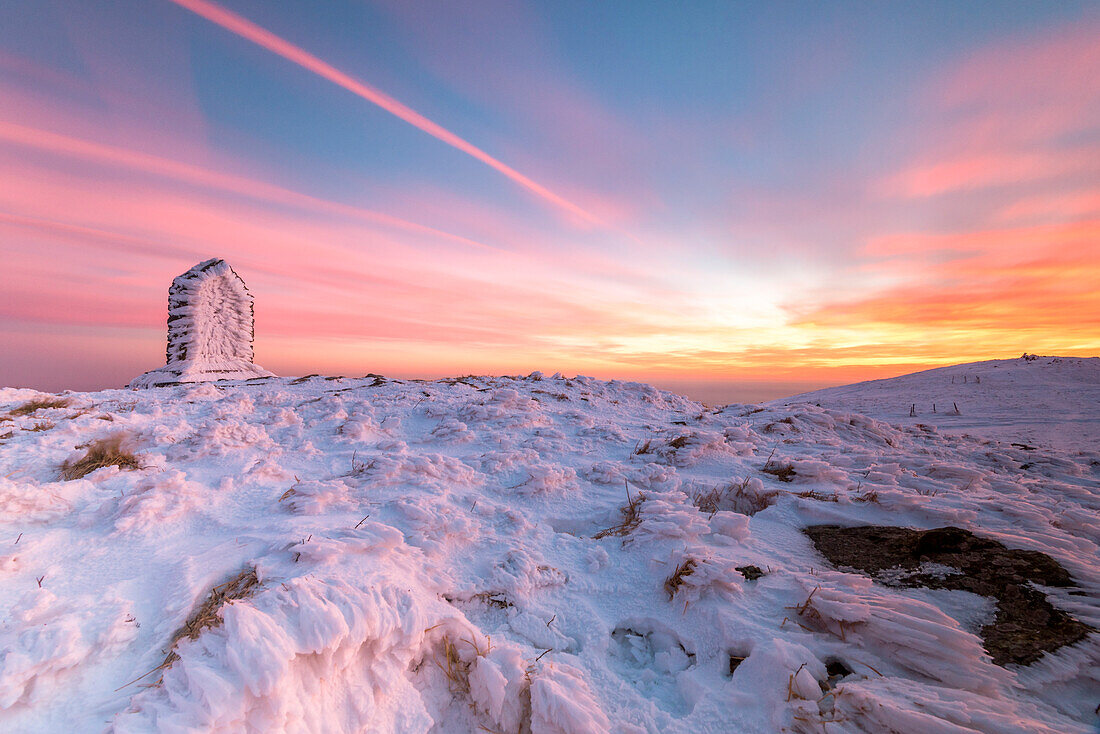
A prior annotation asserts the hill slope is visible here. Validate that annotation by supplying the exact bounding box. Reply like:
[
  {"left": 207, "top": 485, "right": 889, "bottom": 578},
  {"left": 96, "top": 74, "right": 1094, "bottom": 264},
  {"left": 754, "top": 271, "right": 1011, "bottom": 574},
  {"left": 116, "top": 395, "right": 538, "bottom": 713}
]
[
  {"left": 771, "top": 355, "right": 1100, "bottom": 452},
  {"left": 0, "top": 370, "right": 1097, "bottom": 732}
]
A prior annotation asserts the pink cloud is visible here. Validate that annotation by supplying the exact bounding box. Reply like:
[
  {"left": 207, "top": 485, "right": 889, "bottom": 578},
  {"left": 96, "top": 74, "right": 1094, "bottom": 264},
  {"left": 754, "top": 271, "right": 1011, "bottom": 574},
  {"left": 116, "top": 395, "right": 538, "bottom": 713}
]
[
  {"left": 880, "top": 148, "right": 1099, "bottom": 198},
  {"left": 937, "top": 18, "right": 1100, "bottom": 143},
  {"left": 996, "top": 189, "right": 1100, "bottom": 223},
  {"left": 0, "top": 120, "right": 690, "bottom": 370},
  {"left": 877, "top": 16, "right": 1100, "bottom": 200},
  {"left": 864, "top": 219, "right": 1098, "bottom": 258},
  {"left": 0, "top": 120, "right": 498, "bottom": 252}
]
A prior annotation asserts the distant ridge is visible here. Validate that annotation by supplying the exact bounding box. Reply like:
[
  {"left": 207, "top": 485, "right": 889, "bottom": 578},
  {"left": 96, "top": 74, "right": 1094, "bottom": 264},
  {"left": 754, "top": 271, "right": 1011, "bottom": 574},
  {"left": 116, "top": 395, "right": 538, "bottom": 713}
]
[{"left": 770, "top": 355, "right": 1100, "bottom": 452}]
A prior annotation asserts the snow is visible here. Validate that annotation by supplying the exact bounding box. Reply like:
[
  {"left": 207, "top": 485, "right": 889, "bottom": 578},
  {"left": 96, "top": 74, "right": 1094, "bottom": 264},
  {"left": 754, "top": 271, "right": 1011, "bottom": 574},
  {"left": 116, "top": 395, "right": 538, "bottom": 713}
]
[
  {"left": 129, "top": 259, "right": 274, "bottom": 388},
  {"left": 772, "top": 355, "right": 1100, "bottom": 453},
  {"left": 0, "top": 361, "right": 1097, "bottom": 732}
]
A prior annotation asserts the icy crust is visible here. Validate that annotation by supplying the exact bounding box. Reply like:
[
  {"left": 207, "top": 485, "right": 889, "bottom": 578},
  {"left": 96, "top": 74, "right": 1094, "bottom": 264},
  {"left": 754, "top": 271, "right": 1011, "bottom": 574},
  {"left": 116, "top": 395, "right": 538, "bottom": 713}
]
[
  {"left": 129, "top": 259, "right": 274, "bottom": 388},
  {"left": 0, "top": 373, "right": 1098, "bottom": 732}
]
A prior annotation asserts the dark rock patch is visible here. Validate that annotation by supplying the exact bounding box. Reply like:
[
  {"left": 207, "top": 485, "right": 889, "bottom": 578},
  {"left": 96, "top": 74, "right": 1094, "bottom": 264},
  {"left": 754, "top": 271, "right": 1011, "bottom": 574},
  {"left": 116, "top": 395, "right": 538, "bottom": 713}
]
[{"left": 804, "top": 524, "right": 1092, "bottom": 666}]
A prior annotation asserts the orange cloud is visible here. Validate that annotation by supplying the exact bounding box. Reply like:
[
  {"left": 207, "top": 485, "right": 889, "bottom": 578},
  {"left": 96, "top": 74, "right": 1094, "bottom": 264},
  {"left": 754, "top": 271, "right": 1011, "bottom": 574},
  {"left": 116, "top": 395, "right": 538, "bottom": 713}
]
[{"left": 797, "top": 219, "right": 1100, "bottom": 355}]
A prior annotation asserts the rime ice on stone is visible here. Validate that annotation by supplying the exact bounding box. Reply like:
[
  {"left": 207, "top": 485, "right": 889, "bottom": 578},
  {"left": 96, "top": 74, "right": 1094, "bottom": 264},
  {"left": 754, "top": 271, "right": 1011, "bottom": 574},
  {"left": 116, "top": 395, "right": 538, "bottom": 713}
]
[{"left": 129, "top": 259, "right": 275, "bottom": 388}]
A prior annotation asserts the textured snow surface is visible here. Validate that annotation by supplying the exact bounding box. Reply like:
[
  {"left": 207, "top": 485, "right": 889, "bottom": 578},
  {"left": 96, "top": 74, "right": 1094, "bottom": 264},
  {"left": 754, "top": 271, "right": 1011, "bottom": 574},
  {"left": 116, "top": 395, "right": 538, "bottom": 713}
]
[
  {"left": 130, "top": 259, "right": 274, "bottom": 388},
  {"left": 0, "top": 361, "right": 1098, "bottom": 732}
]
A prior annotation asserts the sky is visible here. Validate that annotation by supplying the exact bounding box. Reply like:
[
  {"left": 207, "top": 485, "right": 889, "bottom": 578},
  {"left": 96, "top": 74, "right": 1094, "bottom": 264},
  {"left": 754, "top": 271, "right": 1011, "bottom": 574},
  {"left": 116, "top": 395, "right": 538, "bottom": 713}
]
[{"left": 1, "top": 0, "right": 1098, "bottom": 401}]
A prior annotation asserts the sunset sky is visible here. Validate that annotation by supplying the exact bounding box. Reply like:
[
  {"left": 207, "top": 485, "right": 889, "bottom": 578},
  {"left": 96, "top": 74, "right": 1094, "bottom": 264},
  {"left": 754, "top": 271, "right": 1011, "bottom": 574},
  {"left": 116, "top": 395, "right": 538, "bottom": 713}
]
[{"left": 1, "top": 1, "right": 1097, "bottom": 400}]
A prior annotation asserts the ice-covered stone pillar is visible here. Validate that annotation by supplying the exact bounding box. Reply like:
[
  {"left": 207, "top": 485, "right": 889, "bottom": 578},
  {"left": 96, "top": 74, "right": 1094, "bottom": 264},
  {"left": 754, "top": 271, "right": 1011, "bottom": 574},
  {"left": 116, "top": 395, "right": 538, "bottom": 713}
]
[{"left": 129, "top": 258, "right": 275, "bottom": 388}]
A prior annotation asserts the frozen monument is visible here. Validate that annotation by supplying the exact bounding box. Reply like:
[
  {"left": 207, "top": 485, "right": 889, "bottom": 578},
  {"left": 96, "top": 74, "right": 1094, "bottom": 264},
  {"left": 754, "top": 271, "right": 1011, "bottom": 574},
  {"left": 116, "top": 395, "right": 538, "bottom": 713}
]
[{"left": 129, "top": 258, "right": 275, "bottom": 388}]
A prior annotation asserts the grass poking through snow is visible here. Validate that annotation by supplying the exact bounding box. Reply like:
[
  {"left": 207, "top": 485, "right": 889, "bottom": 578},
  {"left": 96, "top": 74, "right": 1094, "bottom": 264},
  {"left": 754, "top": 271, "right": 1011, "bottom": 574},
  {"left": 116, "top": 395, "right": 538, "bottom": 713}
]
[
  {"left": 165, "top": 567, "right": 260, "bottom": 662},
  {"left": 593, "top": 485, "right": 645, "bottom": 540},
  {"left": 762, "top": 463, "right": 797, "bottom": 482},
  {"left": 664, "top": 558, "right": 698, "bottom": 600},
  {"left": 61, "top": 435, "right": 143, "bottom": 480},
  {"left": 9, "top": 397, "right": 70, "bottom": 416},
  {"left": 119, "top": 567, "right": 261, "bottom": 690},
  {"left": 691, "top": 486, "right": 723, "bottom": 515}
]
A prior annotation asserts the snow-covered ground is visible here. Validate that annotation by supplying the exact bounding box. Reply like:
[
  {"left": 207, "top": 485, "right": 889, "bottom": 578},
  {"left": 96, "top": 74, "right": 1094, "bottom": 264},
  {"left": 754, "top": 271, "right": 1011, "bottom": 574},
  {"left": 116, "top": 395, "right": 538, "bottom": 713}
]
[
  {"left": 772, "top": 355, "right": 1100, "bottom": 453},
  {"left": 0, "top": 362, "right": 1097, "bottom": 732}
]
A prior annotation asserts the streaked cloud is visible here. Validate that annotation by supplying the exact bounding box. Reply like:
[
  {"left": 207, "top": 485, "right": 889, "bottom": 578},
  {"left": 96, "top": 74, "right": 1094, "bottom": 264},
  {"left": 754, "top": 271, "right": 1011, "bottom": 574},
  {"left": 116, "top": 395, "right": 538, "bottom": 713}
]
[{"left": 169, "top": 0, "right": 605, "bottom": 227}]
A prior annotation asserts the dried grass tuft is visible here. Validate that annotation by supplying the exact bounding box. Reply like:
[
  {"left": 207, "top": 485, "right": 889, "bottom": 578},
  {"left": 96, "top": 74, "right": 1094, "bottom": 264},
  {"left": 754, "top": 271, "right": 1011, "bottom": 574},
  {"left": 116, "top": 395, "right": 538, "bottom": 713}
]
[
  {"left": 762, "top": 463, "right": 796, "bottom": 482},
  {"left": 691, "top": 486, "right": 724, "bottom": 515},
  {"left": 436, "top": 635, "right": 473, "bottom": 693},
  {"left": 594, "top": 485, "right": 645, "bottom": 539},
  {"left": 432, "top": 632, "right": 494, "bottom": 695},
  {"left": 664, "top": 558, "right": 698, "bottom": 600},
  {"left": 796, "top": 490, "right": 838, "bottom": 502},
  {"left": 9, "top": 397, "right": 70, "bottom": 416},
  {"left": 161, "top": 569, "right": 259, "bottom": 679},
  {"left": 472, "top": 591, "right": 514, "bottom": 610},
  {"left": 118, "top": 567, "right": 260, "bottom": 690},
  {"left": 61, "top": 435, "right": 142, "bottom": 480},
  {"left": 165, "top": 568, "right": 260, "bottom": 658},
  {"left": 693, "top": 478, "right": 779, "bottom": 516},
  {"left": 727, "top": 479, "right": 779, "bottom": 516}
]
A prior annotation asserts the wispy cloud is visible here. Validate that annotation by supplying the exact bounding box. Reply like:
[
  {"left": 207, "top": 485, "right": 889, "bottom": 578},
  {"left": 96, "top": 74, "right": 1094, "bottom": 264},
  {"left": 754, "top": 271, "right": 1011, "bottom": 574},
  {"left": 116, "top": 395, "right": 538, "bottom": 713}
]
[
  {"left": 878, "top": 16, "right": 1100, "bottom": 200},
  {"left": 880, "top": 149, "right": 1099, "bottom": 199},
  {"left": 169, "top": 0, "right": 604, "bottom": 227},
  {"left": 0, "top": 120, "right": 499, "bottom": 252}
]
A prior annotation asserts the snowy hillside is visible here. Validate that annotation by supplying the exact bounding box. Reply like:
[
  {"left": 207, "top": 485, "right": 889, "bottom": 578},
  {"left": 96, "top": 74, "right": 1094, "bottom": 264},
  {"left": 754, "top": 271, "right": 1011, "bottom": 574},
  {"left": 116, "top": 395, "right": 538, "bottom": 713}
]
[
  {"left": 0, "top": 370, "right": 1097, "bottom": 732},
  {"left": 771, "top": 355, "right": 1100, "bottom": 453}
]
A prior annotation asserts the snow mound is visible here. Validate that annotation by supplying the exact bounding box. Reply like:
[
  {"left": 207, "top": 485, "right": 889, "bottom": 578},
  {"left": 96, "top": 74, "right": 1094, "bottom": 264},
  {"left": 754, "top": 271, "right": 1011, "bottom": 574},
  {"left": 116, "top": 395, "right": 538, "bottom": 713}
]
[
  {"left": 0, "top": 368, "right": 1096, "bottom": 732},
  {"left": 129, "top": 259, "right": 274, "bottom": 388}
]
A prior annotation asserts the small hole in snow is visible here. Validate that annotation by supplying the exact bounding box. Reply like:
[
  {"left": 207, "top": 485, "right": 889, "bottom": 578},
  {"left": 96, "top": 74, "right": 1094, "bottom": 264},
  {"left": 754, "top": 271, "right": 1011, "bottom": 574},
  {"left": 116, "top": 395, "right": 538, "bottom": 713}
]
[{"left": 825, "top": 659, "right": 853, "bottom": 684}]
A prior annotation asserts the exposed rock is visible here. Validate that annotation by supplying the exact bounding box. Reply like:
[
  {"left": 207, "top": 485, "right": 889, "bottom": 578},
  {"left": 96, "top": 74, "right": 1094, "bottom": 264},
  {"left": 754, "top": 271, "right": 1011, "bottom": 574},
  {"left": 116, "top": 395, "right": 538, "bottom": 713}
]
[{"left": 804, "top": 524, "right": 1092, "bottom": 666}]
